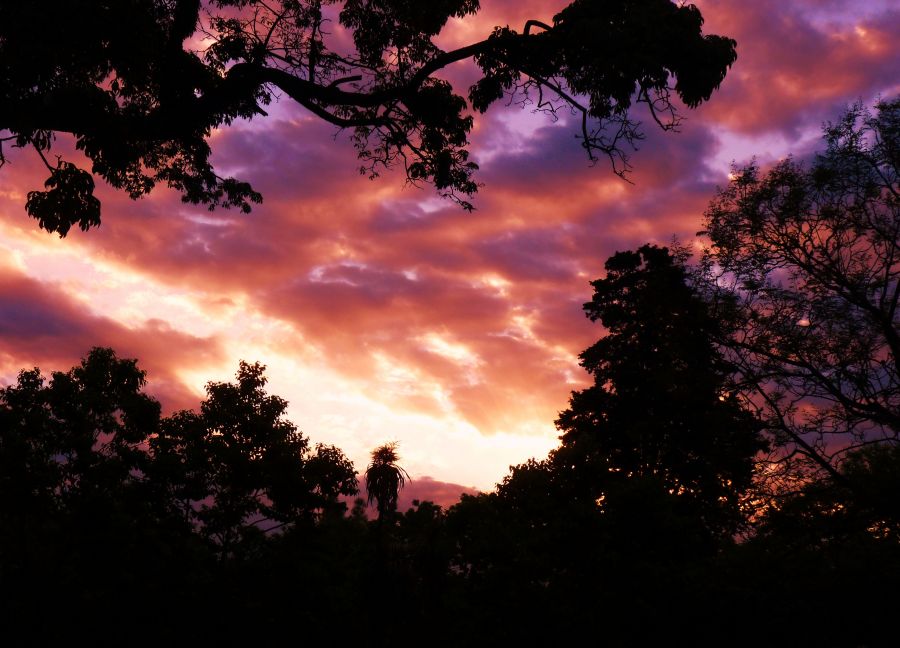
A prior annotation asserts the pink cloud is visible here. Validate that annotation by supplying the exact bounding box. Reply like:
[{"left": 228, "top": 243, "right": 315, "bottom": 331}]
[
  {"left": 354, "top": 475, "right": 481, "bottom": 516},
  {"left": 694, "top": 0, "right": 900, "bottom": 134},
  {"left": 1, "top": 0, "right": 897, "bottom": 485},
  {"left": 398, "top": 475, "right": 481, "bottom": 511},
  {"left": 0, "top": 266, "right": 224, "bottom": 413}
]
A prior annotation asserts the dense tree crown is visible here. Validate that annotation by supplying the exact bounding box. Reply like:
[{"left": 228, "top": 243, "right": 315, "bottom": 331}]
[
  {"left": 0, "top": 0, "right": 737, "bottom": 234},
  {"left": 554, "top": 244, "right": 765, "bottom": 538},
  {"left": 151, "top": 360, "right": 358, "bottom": 554}
]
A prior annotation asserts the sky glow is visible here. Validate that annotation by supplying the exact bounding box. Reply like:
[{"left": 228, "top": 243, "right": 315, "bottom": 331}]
[{"left": 0, "top": 0, "right": 897, "bottom": 503}]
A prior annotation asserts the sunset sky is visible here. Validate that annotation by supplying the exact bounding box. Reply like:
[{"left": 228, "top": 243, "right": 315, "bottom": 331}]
[{"left": 0, "top": 0, "right": 898, "bottom": 505}]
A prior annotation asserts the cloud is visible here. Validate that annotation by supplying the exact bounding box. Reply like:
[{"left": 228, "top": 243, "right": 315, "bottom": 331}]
[
  {"left": 0, "top": 260, "right": 224, "bottom": 412},
  {"left": 354, "top": 475, "right": 481, "bottom": 516},
  {"left": 398, "top": 475, "right": 481, "bottom": 511},
  {"left": 694, "top": 0, "right": 900, "bottom": 135},
  {"left": 0, "top": 0, "right": 897, "bottom": 487}
]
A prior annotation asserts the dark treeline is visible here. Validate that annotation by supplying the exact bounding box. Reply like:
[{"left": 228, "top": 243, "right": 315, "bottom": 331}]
[{"left": 2, "top": 102, "right": 899, "bottom": 645}]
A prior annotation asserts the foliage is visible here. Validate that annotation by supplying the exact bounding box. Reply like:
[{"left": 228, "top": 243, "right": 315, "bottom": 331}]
[
  {"left": 700, "top": 97, "right": 900, "bottom": 490},
  {"left": 2, "top": 253, "right": 900, "bottom": 644},
  {"left": 0, "top": 347, "right": 161, "bottom": 513},
  {"left": 758, "top": 443, "right": 900, "bottom": 547},
  {"left": 0, "top": 348, "right": 191, "bottom": 641},
  {"left": 364, "top": 441, "right": 409, "bottom": 521},
  {"left": 4, "top": 116, "right": 900, "bottom": 636},
  {"left": 150, "top": 360, "right": 358, "bottom": 555},
  {"left": 25, "top": 160, "right": 102, "bottom": 237},
  {"left": 0, "top": 348, "right": 358, "bottom": 641},
  {"left": 4, "top": 102, "right": 900, "bottom": 644},
  {"left": 0, "top": 0, "right": 737, "bottom": 232},
  {"left": 436, "top": 245, "right": 770, "bottom": 642},
  {"left": 721, "top": 443, "right": 900, "bottom": 647},
  {"left": 554, "top": 244, "right": 766, "bottom": 540}
]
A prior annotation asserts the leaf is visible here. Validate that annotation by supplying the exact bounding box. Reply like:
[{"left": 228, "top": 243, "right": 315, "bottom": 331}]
[{"left": 25, "top": 161, "right": 101, "bottom": 237}]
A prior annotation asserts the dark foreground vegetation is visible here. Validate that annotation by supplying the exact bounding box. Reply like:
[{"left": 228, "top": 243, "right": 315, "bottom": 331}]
[{"left": 2, "top": 102, "right": 898, "bottom": 645}]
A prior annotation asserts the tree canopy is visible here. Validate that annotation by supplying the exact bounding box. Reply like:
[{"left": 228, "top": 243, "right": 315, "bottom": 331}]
[
  {"left": 0, "top": 0, "right": 737, "bottom": 234},
  {"left": 0, "top": 348, "right": 358, "bottom": 580},
  {"left": 699, "top": 97, "right": 900, "bottom": 492},
  {"left": 554, "top": 244, "right": 766, "bottom": 539},
  {"left": 3, "top": 229, "right": 900, "bottom": 644},
  {"left": 150, "top": 360, "right": 358, "bottom": 555}
]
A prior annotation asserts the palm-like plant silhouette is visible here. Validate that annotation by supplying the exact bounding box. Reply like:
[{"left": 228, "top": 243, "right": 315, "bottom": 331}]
[{"left": 365, "top": 443, "right": 410, "bottom": 521}]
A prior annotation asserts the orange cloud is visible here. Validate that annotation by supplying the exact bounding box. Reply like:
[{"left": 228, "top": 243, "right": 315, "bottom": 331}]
[
  {"left": 0, "top": 263, "right": 224, "bottom": 413},
  {"left": 0, "top": 0, "right": 896, "bottom": 487}
]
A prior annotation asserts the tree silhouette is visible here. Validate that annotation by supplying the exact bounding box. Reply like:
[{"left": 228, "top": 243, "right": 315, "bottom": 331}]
[
  {"left": 555, "top": 244, "right": 766, "bottom": 540},
  {"left": 0, "top": 347, "right": 161, "bottom": 518},
  {"left": 365, "top": 442, "right": 409, "bottom": 521},
  {"left": 0, "top": 348, "right": 199, "bottom": 641},
  {"left": 1, "top": 349, "right": 364, "bottom": 641},
  {"left": 150, "top": 360, "right": 358, "bottom": 556},
  {"left": 437, "top": 246, "right": 769, "bottom": 644},
  {"left": 2, "top": 344, "right": 899, "bottom": 641},
  {"left": 0, "top": 0, "right": 738, "bottom": 233},
  {"left": 721, "top": 442, "right": 900, "bottom": 648},
  {"left": 699, "top": 97, "right": 900, "bottom": 493}
]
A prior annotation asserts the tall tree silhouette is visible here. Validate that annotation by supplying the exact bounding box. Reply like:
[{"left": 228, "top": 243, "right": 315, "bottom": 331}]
[
  {"left": 365, "top": 442, "right": 409, "bottom": 521},
  {"left": 438, "top": 246, "right": 768, "bottom": 645},
  {"left": 555, "top": 244, "right": 765, "bottom": 539},
  {"left": 0, "top": 0, "right": 738, "bottom": 232}
]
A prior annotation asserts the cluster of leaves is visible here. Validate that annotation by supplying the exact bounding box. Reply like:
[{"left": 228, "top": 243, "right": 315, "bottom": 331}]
[
  {"left": 471, "top": 0, "right": 736, "bottom": 172},
  {"left": 0, "top": 1, "right": 265, "bottom": 236},
  {"left": 1, "top": 0, "right": 737, "bottom": 231},
  {"left": 25, "top": 161, "right": 101, "bottom": 236}
]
